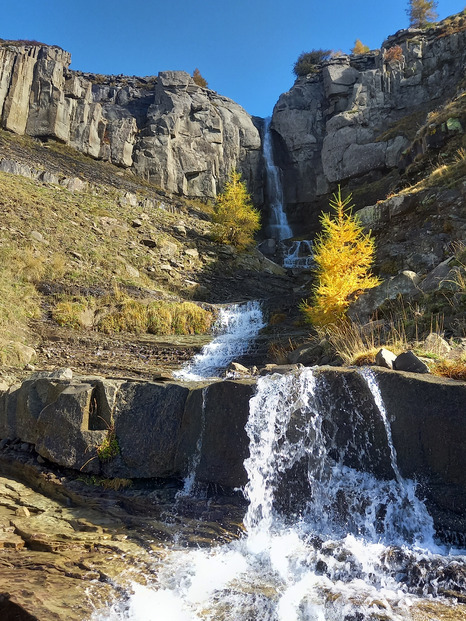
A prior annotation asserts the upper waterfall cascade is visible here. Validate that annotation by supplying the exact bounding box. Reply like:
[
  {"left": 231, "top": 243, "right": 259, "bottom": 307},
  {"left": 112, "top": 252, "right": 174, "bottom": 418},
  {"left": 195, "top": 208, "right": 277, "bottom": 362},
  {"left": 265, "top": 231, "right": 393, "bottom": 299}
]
[
  {"left": 94, "top": 367, "right": 465, "bottom": 621},
  {"left": 262, "top": 117, "right": 293, "bottom": 241},
  {"left": 263, "top": 118, "right": 314, "bottom": 269}
]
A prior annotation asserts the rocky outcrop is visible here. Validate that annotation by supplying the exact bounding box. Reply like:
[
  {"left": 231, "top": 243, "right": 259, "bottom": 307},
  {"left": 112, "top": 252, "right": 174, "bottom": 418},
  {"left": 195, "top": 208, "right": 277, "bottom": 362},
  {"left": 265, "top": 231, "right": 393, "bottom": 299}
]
[
  {"left": 0, "top": 44, "right": 262, "bottom": 200},
  {"left": 1, "top": 367, "right": 465, "bottom": 542},
  {"left": 270, "top": 19, "right": 466, "bottom": 230}
]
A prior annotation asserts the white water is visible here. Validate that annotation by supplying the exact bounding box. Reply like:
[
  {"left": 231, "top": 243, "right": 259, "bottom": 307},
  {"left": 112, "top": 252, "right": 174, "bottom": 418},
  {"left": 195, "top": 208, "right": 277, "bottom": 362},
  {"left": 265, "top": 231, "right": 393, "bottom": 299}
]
[
  {"left": 263, "top": 117, "right": 293, "bottom": 241},
  {"left": 173, "top": 300, "right": 265, "bottom": 381},
  {"left": 94, "top": 368, "right": 465, "bottom": 620},
  {"left": 282, "top": 240, "right": 314, "bottom": 269},
  {"left": 177, "top": 388, "right": 208, "bottom": 498}
]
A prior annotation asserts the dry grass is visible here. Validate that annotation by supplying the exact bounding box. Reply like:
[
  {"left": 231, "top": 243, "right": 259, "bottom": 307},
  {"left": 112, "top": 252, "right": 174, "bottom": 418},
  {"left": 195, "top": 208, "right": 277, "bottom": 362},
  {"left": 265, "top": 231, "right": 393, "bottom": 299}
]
[
  {"left": 432, "top": 359, "right": 466, "bottom": 381},
  {"left": 52, "top": 291, "right": 214, "bottom": 336},
  {"left": 0, "top": 245, "right": 41, "bottom": 364},
  {"left": 316, "top": 319, "right": 409, "bottom": 366},
  {"left": 268, "top": 339, "right": 296, "bottom": 364}
]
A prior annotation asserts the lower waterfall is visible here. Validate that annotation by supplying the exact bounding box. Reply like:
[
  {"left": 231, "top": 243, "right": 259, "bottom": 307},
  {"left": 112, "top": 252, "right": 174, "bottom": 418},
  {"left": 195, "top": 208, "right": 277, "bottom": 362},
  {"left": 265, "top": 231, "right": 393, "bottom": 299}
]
[
  {"left": 174, "top": 300, "right": 265, "bottom": 380},
  {"left": 93, "top": 368, "right": 465, "bottom": 621}
]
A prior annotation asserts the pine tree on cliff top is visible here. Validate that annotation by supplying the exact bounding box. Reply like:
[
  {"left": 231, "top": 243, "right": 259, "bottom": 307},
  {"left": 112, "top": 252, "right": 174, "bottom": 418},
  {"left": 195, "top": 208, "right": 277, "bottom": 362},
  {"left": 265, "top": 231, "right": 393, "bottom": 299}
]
[
  {"left": 300, "top": 188, "right": 380, "bottom": 326},
  {"left": 407, "top": 0, "right": 438, "bottom": 28}
]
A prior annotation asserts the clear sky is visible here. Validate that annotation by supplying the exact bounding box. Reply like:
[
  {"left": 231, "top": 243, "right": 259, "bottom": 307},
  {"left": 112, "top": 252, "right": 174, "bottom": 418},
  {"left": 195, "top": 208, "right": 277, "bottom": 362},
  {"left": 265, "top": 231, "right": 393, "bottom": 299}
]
[{"left": 1, "top": 1, "right": 465, "bottom": 118}]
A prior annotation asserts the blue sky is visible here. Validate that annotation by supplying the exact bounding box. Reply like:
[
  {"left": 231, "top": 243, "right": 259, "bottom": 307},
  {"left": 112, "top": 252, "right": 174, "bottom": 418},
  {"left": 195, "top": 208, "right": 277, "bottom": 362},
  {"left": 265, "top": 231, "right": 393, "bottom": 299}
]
[{"left": 1, "top": 1, "right": 465, "bottom": 117}]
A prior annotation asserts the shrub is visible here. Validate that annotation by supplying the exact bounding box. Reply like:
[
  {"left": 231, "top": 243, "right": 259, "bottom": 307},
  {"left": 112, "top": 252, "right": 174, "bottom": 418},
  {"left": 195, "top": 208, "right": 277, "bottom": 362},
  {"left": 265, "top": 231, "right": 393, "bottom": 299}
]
[
  {"left": 97, "top": 428, "right": 120, "bottom": 461},
  {"left": 52, "top": 298, "right": 90, "bottom": 329},
  {"left": 96, "top": 297, "right": 213, "bottom": 336},
  {"left": 293, "top": 49, "right": 332, "bottom": 77},
  {"left": 192, "top": 68, "right": 208, "bottom": 88},
  {"left": 300, "top": 188, "right": 380, "bottom": 326},
  {"left": 406, "top": 0, "right": 438, "bottom": 28},
  {"left": 212, "top": 170, "right": 260, "bottom": 249},
  {"left": 384, "top": 45, "right": 404, "bottom": 63},
  {"left": 351, "top": 39, "right": 370, "bottom": 54}
]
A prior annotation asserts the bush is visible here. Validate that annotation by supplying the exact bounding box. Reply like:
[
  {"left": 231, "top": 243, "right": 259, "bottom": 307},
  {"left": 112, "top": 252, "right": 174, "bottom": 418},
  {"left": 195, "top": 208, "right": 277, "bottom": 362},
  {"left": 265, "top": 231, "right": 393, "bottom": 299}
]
[
  {"left": 212, "top": 170, "right": 260, "bottom": 249},
  {"left": 384, "top": 45, "right": 404, "bottom": 63},
  {"left": 300, "top": 188, "right": 380, "bottom": 326},
  {"left": 293, "top": 49, "right": 332, "bottom": 77}
]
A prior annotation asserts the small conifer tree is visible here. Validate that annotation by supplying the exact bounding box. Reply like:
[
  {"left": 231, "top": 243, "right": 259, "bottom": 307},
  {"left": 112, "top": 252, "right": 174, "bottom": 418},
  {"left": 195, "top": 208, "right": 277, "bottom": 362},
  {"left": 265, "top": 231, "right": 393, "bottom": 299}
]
[
  {"left": 407, "top": 0, "right": 438, "bottom": 28},
  {"left": 300, "top": 188, "right": 380, "bottom": 326},
  {"left": 351, "top": 39, "right": 370, "bottom": 54},
  {"left": 212, "top": 170, "right": 261, "bottom": 249},
  {"left": 192, "top": 68, "right": 208, "bottom": 88}
]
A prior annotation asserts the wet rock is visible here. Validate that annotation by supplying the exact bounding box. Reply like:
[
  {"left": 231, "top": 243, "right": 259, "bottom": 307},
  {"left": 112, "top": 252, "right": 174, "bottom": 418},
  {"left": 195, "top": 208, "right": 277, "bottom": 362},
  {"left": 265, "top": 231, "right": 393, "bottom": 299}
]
[
  {"left": 226, "top": 362, "right": 250, "bottom": 375},
  {"left": 394, "top": 351, "right": 430, "bottom": 374},
  {"left": 259, "top": 363, "right": 303, "bottom": 375}
]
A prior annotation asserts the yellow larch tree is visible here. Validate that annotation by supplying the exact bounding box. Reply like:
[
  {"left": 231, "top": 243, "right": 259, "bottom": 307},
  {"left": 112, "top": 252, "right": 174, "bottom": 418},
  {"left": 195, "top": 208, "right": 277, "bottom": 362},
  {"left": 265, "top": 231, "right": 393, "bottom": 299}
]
[
  {"left": 300, "top": 188, "right": 381, "bottom": 326},
  {"left": 212, "top": 170, "right": 261, "bottom": 250}
]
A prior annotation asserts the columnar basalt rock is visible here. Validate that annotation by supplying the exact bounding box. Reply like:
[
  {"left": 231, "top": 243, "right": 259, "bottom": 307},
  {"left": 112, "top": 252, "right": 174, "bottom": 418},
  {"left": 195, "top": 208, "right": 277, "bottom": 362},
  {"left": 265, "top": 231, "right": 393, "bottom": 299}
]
[
  {"left": 270, "top": 21, "right": 466, "bottom": 231},
  {"left": 0, "top": 44, "right": 262, "bottom": 200}
]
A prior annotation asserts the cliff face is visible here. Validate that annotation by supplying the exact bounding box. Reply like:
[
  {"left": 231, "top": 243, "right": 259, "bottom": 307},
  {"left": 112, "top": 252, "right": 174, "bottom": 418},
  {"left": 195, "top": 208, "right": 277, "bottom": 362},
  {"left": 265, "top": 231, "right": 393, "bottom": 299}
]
[
  {"left": 271, "top": 17, "right": 466, "bottom": 230},
  {"left": 0, "top": 44, "right": 262, "bottom": 200}
]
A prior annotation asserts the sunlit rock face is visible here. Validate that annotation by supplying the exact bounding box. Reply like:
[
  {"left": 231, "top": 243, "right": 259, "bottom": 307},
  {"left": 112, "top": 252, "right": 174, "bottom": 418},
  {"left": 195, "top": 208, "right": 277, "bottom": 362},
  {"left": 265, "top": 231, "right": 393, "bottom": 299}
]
[
  {"left": 0, "top": 45, "right": 262, "bottom": 200},
  {"left": 270, "top": 20, "right": 466, "bottom": 231}
]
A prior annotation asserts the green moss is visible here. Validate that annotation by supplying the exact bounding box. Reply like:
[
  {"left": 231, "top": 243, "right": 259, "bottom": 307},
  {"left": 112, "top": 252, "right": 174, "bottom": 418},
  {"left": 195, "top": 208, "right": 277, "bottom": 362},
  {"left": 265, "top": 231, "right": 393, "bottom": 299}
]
[{"left": 97, "top": 429, "right": 119, "bottom": 462}]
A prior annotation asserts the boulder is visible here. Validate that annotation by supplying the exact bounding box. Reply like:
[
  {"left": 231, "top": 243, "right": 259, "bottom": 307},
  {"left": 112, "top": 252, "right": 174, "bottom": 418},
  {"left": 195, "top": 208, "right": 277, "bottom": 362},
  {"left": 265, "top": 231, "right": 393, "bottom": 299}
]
[
  {"left": 423, "top": 333, "right": 451, "bottom": 357},
  {"left": 393, "top": 351, "right": 430, "bottom": 374},
  {"left": 375, "top": 348, "right": 397, "bottom": 369},
  {"left": 35, "top": 383, "right": 107, "bottom": 473},
  {"left": 348, "top": 271, "right": 420, "bottom": 322}
]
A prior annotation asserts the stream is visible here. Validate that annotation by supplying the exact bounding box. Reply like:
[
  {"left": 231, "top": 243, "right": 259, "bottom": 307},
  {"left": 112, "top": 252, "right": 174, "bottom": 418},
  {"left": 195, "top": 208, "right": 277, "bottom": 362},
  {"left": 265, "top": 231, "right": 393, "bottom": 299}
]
[{"left": 93, "top": 367, "right": 466, "bottom": 621}]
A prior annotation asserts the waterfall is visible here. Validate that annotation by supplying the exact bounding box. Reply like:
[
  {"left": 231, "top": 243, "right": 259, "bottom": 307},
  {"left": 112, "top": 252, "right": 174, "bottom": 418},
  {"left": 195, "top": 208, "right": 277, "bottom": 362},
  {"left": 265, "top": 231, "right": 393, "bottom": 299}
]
[
  {"left": 282, "top": 240, "right": 314, "bottom": 269},
  {"left": 177, "top": 387, "right": 208, "bottom": 498},
  {"left": 263, "top": 117, "right": 293, "bottom": 241},
  {"left": 263, "top": 118, "right": 314, "bottom": 270},
  {"left": 93, "top": 367, "right": 465, "bottom": 621},
  {"left": 174, "top": 300, "right": 265, "bottom": 380}
]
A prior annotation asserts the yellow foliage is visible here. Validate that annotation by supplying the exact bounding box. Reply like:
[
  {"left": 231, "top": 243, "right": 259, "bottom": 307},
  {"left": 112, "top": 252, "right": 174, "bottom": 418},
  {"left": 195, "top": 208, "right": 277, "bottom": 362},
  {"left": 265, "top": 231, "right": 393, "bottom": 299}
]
[
  {"left": 212, "top": 170, "right": 261, "bottom": 249},
  {"left": 300, "top": 188, "right": 381, "bottom": 326},
  {"left": 351, "top": 39, "right": 370, "bottom": 54},
  {"left": 192, "top": 68, "right": 208, "bottom": 88}
]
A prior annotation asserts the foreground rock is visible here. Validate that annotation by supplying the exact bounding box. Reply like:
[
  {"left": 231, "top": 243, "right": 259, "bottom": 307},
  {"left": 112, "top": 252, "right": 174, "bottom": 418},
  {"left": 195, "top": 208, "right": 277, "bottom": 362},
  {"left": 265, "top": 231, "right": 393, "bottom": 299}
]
[{"left": 1, "top": 367, "right": 465, "bottom": 543}]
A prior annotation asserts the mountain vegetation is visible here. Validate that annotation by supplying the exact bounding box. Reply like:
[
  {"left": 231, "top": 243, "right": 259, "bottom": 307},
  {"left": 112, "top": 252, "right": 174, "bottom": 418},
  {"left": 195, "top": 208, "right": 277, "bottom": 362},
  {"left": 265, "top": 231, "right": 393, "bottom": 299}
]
[
  {"left": 292, "top": 49, "right": 332, "bottom": 76},
  {"left": 300, "top": 189, "right": 380, "bottom": 326},
  {"left": 212, "top": 170, "right": 261, "bottom": 249},
  {"left": 407, "top": 0, "right": 438, "bottom": 28}
]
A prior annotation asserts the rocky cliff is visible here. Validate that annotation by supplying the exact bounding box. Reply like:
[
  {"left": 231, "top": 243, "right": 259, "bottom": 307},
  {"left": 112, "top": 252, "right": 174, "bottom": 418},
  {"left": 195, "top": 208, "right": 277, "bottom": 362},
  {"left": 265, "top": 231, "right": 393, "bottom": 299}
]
[
  {"left": 1, "top": 13, "right": 464, "bottom": 218},
  {"left": 271, "top": 14, "right": 466, "bottom": 230},
  {"left": 0, "top": 43, "right": 262, "bottom": 200}
]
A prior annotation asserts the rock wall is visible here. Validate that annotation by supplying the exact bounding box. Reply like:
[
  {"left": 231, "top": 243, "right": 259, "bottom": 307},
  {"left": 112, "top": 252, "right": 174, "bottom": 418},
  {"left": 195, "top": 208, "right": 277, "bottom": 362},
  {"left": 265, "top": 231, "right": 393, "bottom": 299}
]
[
  {"left": 1, "top": 367, "right": 465, "bottom": 542},
  {"left": 0, "top": 44, "right": 262, "bottom": 200},
  {"left": 271, "top": 20, "right": 466, "bottom": 230}
]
